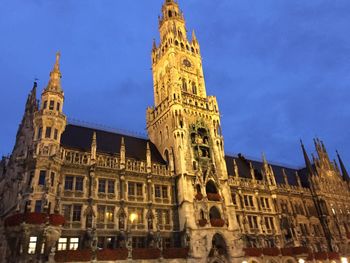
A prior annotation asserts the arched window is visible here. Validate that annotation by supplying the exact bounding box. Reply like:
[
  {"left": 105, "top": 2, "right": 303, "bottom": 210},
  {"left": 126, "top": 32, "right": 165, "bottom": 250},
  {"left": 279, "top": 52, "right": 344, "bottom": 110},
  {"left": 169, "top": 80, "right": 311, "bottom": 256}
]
[
  {"left": 164, "top": 149, "right": 169, "bottom": 165},
  {"left": 206, "top": 181, "right": 218, "bottom": 194},
  {"left": 209, "top": 206, "right": 221, "bottom": 220},
  {"left": 200, "top": 209, "right": 205, "bottom": 220},
  {"left": 168, "top": 10, "right": 172, "bottom": 17},
  {"left": 182, "top": 78, "right": 187, "bottom": 91},
  {"left": 192, "top": 83, "right": 197, "bottom": 95},
  {"left": 196, "top": 184, "right": 201, "bottom": 194}
]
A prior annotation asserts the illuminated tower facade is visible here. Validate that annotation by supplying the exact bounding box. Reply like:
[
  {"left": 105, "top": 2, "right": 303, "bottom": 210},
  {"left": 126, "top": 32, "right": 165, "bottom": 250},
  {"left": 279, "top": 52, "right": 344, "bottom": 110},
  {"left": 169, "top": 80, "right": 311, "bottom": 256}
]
[{"left": 147, "top": 0, "right": 243, "bottom": 260}]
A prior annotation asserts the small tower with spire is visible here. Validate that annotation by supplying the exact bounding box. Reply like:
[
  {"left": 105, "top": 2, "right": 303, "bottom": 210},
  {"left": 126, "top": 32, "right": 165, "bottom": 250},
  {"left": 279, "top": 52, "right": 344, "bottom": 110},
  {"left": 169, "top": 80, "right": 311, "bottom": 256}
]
[
  {"left": 336, "top": 150, "right": 350, "bottom": 183},
  {"left": 33, "top": 52, "right": 67, "bottom": 156}
]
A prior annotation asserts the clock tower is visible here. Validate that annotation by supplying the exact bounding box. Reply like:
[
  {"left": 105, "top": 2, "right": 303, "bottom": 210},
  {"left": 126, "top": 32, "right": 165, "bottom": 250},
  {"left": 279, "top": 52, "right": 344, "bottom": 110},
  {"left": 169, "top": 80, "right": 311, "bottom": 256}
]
[{"left": 147, "top": 0, "right": 242, "bottom": 261}]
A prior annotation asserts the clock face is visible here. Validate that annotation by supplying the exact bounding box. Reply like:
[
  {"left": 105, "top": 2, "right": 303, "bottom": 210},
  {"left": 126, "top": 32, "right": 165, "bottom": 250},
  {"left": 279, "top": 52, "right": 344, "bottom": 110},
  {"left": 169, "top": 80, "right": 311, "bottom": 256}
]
[{"left": 183, "top": 58, "right": 192, "bottom": 68}]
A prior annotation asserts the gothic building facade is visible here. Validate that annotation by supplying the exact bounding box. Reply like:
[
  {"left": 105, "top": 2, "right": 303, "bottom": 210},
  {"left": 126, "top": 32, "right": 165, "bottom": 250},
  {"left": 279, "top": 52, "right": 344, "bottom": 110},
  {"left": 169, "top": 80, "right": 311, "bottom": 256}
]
[{"left": 0, "top": 0, "right": 349, "bottom": 262}]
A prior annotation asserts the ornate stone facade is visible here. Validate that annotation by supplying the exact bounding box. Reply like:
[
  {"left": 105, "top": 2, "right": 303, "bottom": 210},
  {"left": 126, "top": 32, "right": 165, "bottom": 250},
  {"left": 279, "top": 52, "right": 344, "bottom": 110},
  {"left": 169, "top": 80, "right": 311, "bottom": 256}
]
[{"left": 0, "top": 0, "right": 349, "bottom": 262}]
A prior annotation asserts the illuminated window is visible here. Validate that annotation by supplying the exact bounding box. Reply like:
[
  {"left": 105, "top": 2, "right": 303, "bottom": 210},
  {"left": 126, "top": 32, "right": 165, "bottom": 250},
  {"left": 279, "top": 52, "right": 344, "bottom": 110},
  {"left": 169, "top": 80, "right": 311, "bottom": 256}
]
[
  {"left": 57, "top": 238, "right": 67, "bottom": 251},
  {"left": 69, "top": 238, "right": 79, "bottom": 250},
  {"left": 28, "top": 236, "right": 37, "bottom": 254},
  {"left": 129, "top": 207, "right": 143, "bottom": 224},
  {"left": 106, "top": 206, "right": 114, "bottom": 223}
]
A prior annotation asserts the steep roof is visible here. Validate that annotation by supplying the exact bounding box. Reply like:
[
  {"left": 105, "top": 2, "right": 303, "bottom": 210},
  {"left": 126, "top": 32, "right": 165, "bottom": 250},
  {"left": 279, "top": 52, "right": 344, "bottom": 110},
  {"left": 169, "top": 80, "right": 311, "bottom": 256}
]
[
  {"left": 225, "top": 155, "right": 310, "bottom": 187},
  {"left": 61, "top": 124, "right": 166, "bottom": 164}
]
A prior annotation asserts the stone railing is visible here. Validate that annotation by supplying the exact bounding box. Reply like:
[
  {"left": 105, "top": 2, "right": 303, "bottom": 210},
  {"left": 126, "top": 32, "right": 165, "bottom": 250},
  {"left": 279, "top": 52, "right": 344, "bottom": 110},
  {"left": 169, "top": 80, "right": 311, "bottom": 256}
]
[
  {"left": 125, "top": 159, "right": 146, "bottom": 173},
  {"left": 62, "top": 149, "right": 91, "bottom": 166},
  {"left": 182, "top": 93, "right": 210, "bottom": 112},
  {"left": 152, "top": 163, "right": 170, "bottom": 176},
  {"left": 55, "top": 247, "right": 189, "bottom": 262},
  {"left": 97, "top": 155, "right": 119, "bottom": 169},
  {"left": 61, "top": 149, "right": 170, "bottom": 176}
]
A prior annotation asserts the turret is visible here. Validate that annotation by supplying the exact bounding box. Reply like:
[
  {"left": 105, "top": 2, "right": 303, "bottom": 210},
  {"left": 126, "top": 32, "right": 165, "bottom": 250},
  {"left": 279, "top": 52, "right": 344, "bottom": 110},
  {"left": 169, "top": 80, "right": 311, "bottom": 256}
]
[
  {"left": 146, "top": 142, "right": 152, "bottom": 173},
  {"left": 91, "top": 132, "right": 97, "bottom": 162},
  {"left": 33, "top": 52, "right": 67, "bottom": 156},
  {"left": 300, "top": 140, "right": 314, "bottom": 176},
  {"left": 336, "top": 151, "right": 350, "bottom": 182},
  {"left": 120, "top": 137, "right": 126, "bottom": 169}
]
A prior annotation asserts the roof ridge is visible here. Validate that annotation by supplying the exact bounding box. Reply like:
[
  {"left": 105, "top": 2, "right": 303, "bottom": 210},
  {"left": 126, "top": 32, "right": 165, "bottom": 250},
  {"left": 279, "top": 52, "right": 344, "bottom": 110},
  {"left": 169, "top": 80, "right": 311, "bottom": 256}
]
[
  {"left": 225, "top": 152, "right": 304, "bottom": 170},
  {"left": 67, "top": 118, "right": 148, "bottom": 140}
]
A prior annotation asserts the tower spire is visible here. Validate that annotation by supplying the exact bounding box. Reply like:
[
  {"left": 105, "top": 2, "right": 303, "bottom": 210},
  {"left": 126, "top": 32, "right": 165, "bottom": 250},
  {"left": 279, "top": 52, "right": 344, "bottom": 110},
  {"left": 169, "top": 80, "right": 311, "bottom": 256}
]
[
  {"left": 25, "top": 81, "right": 38, "bottom": 112},
  {"left": 336, "top": 151, "right": 350, "bottom": 182},
  {"left": 45, "top": 51, "right": 63, "bottom": 93},
  {"left": 300, "top": 140, "right": 314, "bottom": 176}
]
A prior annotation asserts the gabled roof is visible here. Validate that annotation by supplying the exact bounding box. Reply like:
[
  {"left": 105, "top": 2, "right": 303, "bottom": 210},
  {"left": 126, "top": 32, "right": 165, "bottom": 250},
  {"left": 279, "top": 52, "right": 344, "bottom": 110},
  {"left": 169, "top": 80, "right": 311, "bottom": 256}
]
[{"left": 61, "top": 124, "right": 166, "bottom": 164}]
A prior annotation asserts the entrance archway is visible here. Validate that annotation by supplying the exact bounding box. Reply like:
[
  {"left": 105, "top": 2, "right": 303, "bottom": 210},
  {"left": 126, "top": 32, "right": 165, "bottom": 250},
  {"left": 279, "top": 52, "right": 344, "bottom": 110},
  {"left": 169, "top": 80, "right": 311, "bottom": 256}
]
[{"left": 208, "top": 233, "right": 228, "bottom": 262}]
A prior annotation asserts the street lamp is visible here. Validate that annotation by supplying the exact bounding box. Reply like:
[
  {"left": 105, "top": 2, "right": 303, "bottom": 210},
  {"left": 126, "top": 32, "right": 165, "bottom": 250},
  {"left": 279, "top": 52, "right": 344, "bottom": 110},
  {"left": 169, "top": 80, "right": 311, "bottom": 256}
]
[
  {"left": 298, "top": 259, "right": 305, "bottom": 263},
  {"left": 341, "top": 257, "right": 348, "bottom": 263}
]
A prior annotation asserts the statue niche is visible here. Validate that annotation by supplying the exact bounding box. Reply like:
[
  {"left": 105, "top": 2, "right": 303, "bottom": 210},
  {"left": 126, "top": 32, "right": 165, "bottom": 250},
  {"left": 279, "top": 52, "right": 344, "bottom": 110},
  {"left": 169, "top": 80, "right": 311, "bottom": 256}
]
[{"left": 190, "top": 124, "right": 211, "bottom": 165}]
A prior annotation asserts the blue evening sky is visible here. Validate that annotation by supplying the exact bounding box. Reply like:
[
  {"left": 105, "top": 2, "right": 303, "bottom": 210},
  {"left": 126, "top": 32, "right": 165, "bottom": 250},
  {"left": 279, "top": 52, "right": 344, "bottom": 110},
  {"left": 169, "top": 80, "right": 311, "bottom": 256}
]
[{"left": 1, "top": 0, "right": 349, "bottom": 168}]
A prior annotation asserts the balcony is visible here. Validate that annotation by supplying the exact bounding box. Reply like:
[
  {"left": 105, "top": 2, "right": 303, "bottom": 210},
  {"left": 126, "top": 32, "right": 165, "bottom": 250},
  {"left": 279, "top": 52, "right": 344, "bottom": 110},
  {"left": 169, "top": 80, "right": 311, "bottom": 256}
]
[
  {"left": 132, "top": 248, "right": 161, "bottom": 260},
  {"left": 163, "top": 248, "right": 189, "bottom": 259},
  {"left": 195, "top": 193, "right": 203, "bottom": 201},
  {"left": 207, "top": 193, "right": 221, "bottom": 201},
  {"left": 55, "top": 249, "right": 92, "bottom": 262},
  {"left": 198, "top": 219, "right": 207, "bottom": 227},
  {"left": 210, "top": 219, "right": 225, "bottom": 227},
  {"left": 55, "top": 247, "right": 189, "bottom": 261},
  {"left": 97, "top": 249, "right": 128, "bottom": 261},
  {"left": 262, "top": 247, "right": 280, "bottom": 256},
  {"left": 4, "top": 212, "right": 65, "bottom": 227},
  {"left": 244, "top": 248, "right": 262, "bottom": 257}
]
